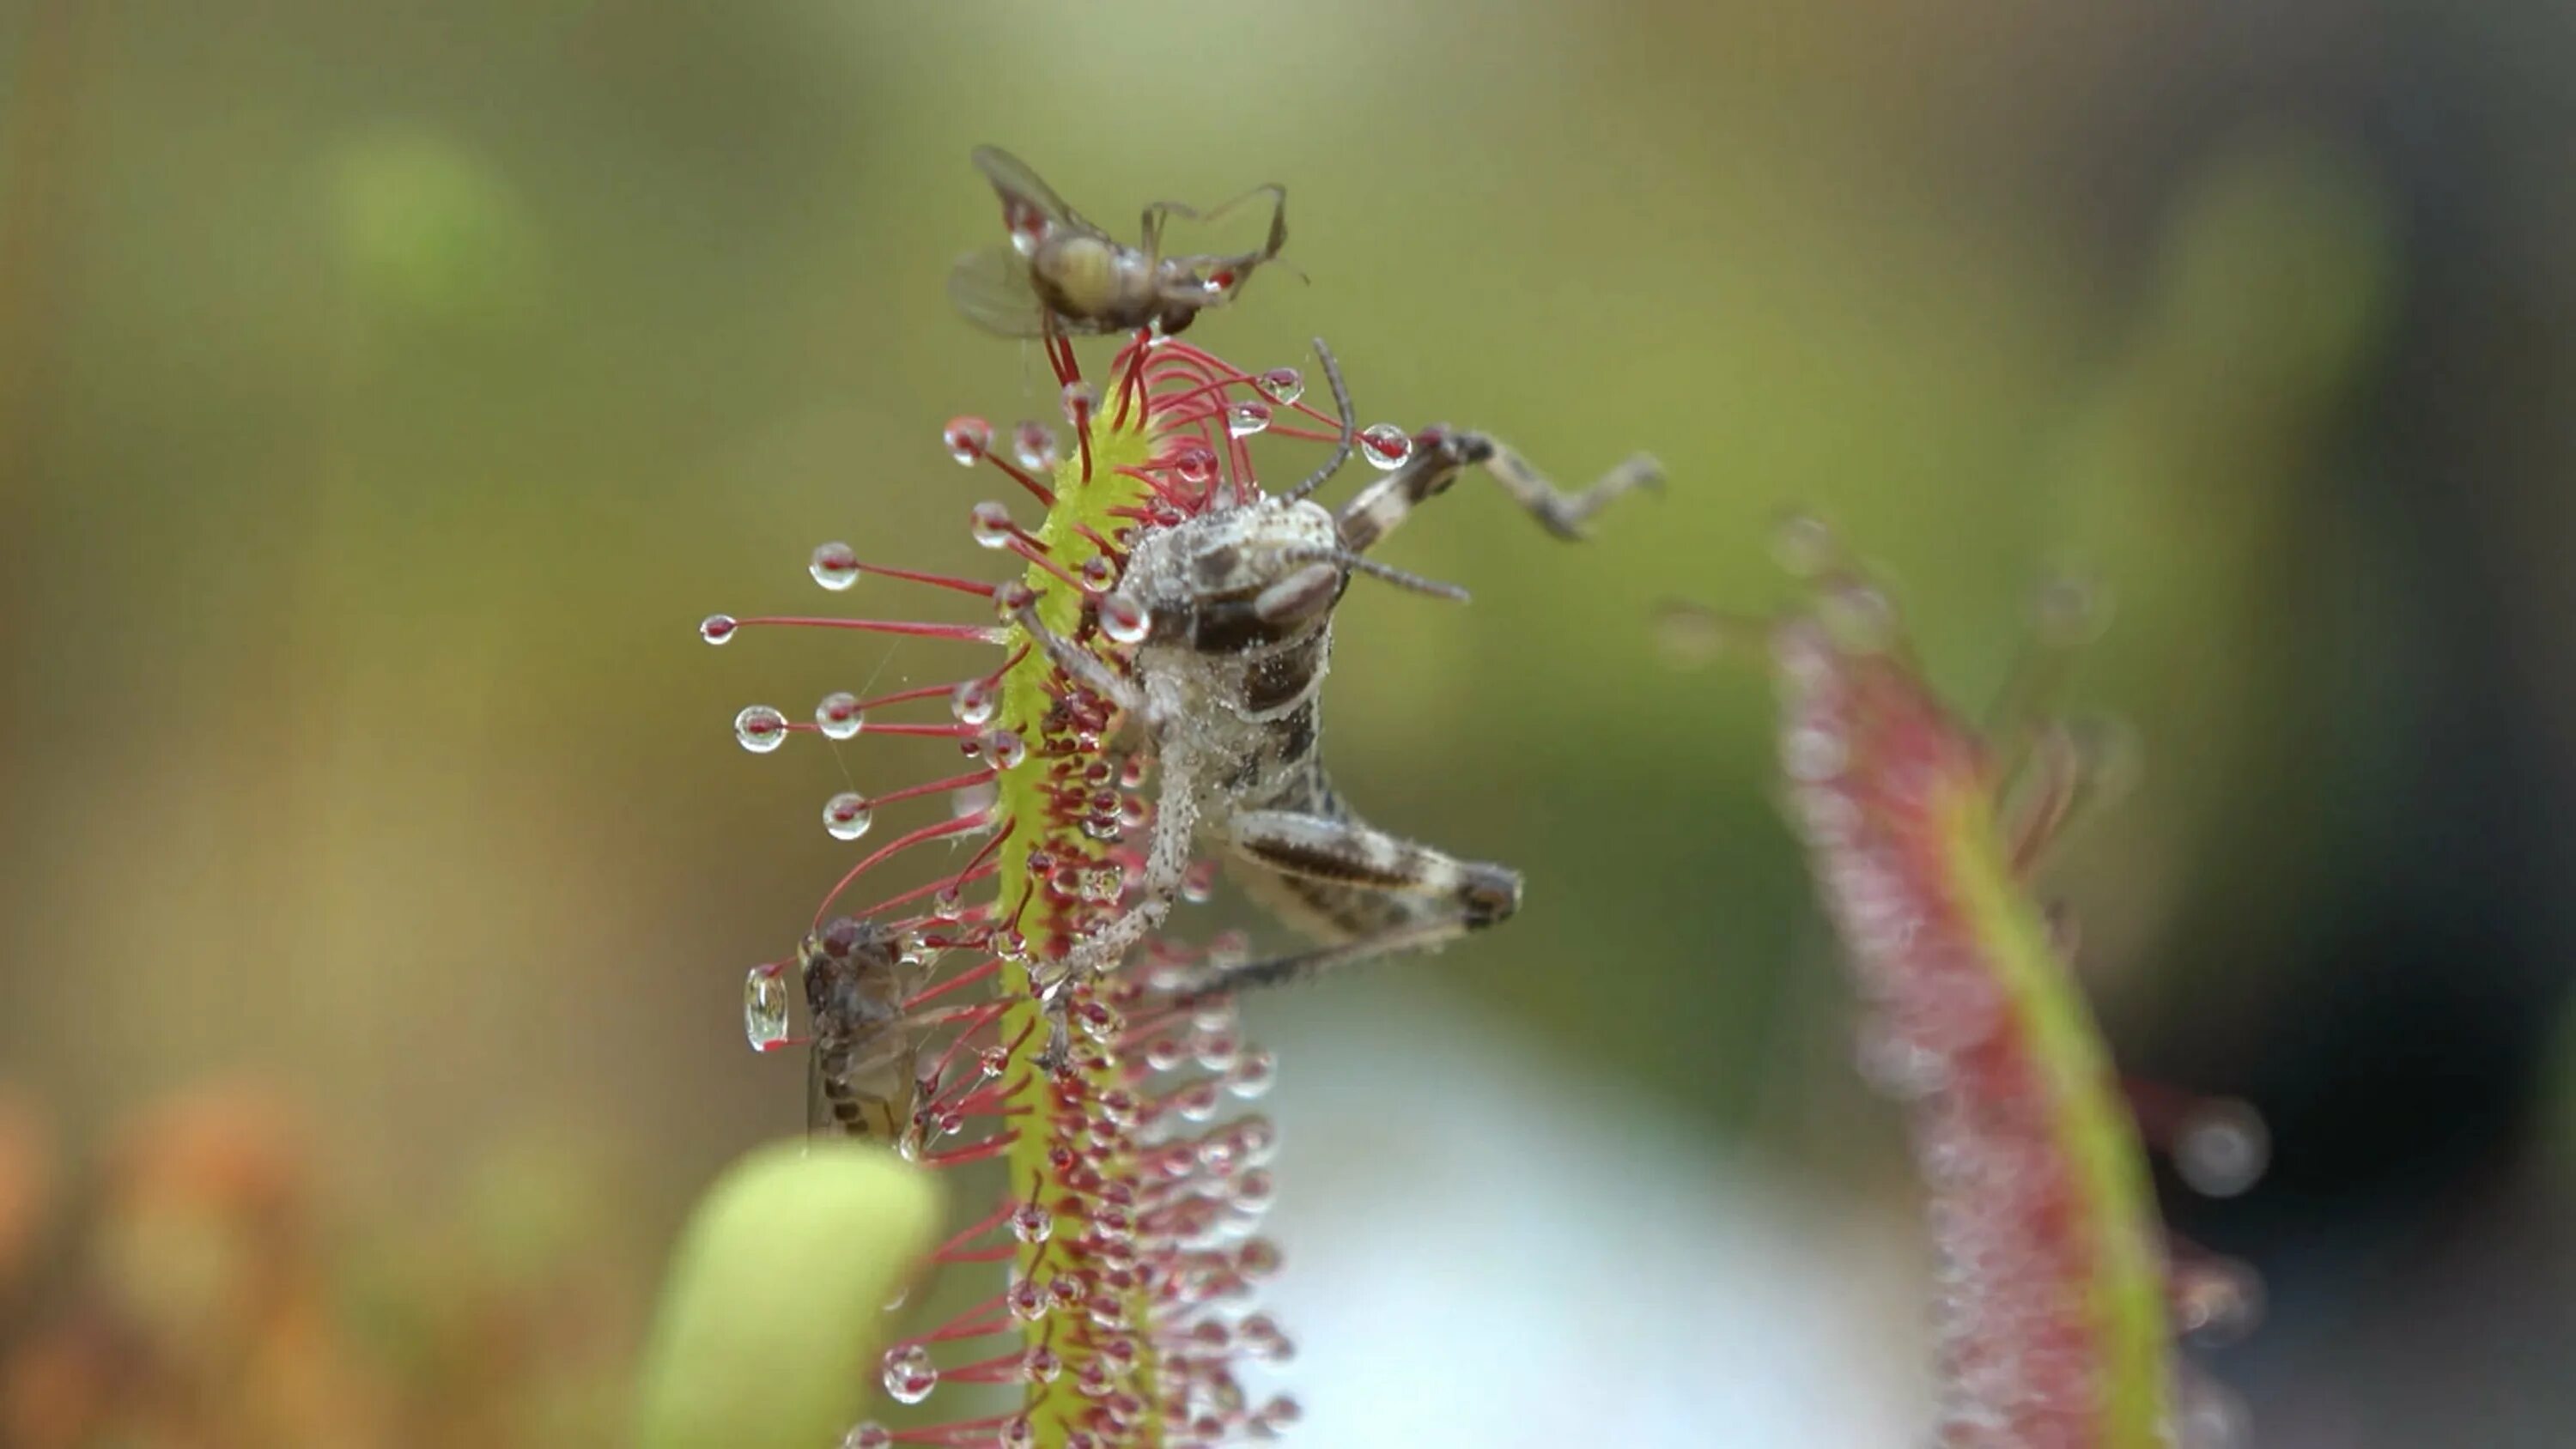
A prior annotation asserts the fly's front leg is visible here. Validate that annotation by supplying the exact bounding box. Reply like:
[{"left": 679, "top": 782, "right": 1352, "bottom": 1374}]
[
  {"left": 1046, "top": 744, "right": 1200, "bottom": 995},
  {"left": 1336, "top": 428, "right": 1662, "bottom": 552},
  {"left": 1180, "top": 809, "right": 1522, "bottom": 998},
  {"left": 1010, "top": 597, "right": 1148, "bottom": 718},
  {"left": 1011, "top": 595, "right": 1178, "bottom": 1070},
  {"left": 1139, "top": 184, "right": 1288, "bottom": 264}
]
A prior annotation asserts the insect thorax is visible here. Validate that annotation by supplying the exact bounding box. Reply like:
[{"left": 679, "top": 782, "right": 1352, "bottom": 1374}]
[{"left": 1123, "top": 497, "right": 1343, "bottom": 809}]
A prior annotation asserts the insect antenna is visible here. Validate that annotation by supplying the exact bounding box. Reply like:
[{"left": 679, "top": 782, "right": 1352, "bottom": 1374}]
[
  {"left": 1281, "top": 547, "right": 1470, "bottom": 603},
  {"left": 1283, "top": 336, "right": 1357, "bottom": 503}
]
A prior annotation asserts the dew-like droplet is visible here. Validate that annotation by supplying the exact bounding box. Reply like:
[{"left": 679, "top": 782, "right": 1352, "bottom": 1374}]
[
  {"left": 880, "top": 1343, "right": 938, "bottom": 1405},
  {"left": 1228, "top": 1115, "right": 1278, "bottom": 1163},
  {"left": 1227, "top": 1048, "right": 1277, "bottom": 1100},
  {"left": 1191, "top": 1025, "right": 1241, "bottom": 1071},
  {"left": 969, "top": 500, "right": 1017, "bottom": 549},
  {"left": 2173, "top": 1369, "right": 2254, "bottom": 1449},
  {"left": 809, "top": 541, "right": 861, "bottom": 591},
  {"left": 2171, "top": 1256, "right": 2265, "bottom": 1345},
  {"left": 1170, "top": 444, "right": 1218, "bottom": 487},
  {"left": 698, "top": 613, "right": 738, "bottom": 646},
  {"left": 1047, "top": 1272, "right": 1088, "bottom": 1311},
  {"left": 1257, "top": 1394, "right": 1303, "bottom": 1429},
  {"left": 815, "top": 691, "right": 866, "bottom": 740},
  {"left": 1175, "top": 1081, "right": 1224, "bottom": 1122},
  {"left": 1358, "top": 422, "right": 1413, "bottom": 470},
  {"left": 1005, "top": 1276, "right": 1048, "bottom": 1321},
  {"left": 1060, "top": 379, "right": 1097, "bottom": 425},
  {"left": 2176, "top": 1098, "right": 2270, "bottom": 1198},
  {"left": 1012, "top": 420, "right": 1058, "bottom": 471},
  {"left": 1076, "top": 999, "right": 1125, "bottom": 1042},
  {"left": 1227, "top": 399, "right": 1273, "bottom": 438},
  {"left": 1231, "top": 1167, "right": 1277, "bottom": 1212},
  {"left": 839, "top": 1424, "right": 894, "bottom": 1449},
  {"left": 951, "top": 779, "right": 998, "bottom": 822},
  {"left": 1005, "top": 201, "right": 1047, "bottom": 254},
  {"left": 1771, "top": 512, "right": 1838, "bottom": 577},
  {"left": 733, "top": 705, "right": 788, "bottom": 754},
  {"left": 996, "top": 1414, "right": 1037, "bottom": 1448},
  {"left": 743, "top": 966, "right": 790, "bottom": 1052},
  {"left": 1236, "top": 1242, "right": 1285, "bottom": 1282},
  {"left": 2033, "top": 573, "right": 2111, "bottom": 646},
  {"left": 1780, "top": 724, "right": 1848, "bottom": 783},
  {"left": 1011, "top": 1202, "right": 1054, "bottom": 1243},
  {"left": 1815, "top": 580, "right": 1899, "bottom": 653},
  {"left": 944, "top": 415, "right": 993, "bottom": 466},
  {"left": 1078, "top": 555, "right": 1118, "bottom": 592},
  {"left": 1018, "top": 1347, "right": 1061, "bottom": 1385},
  {"left": 823, "top": 791, "right": 873, "bottom": 842},
  {"left": 1180, "top": 858, "right": 1219, "bottom": 904},
  {"left": 1185, "top": 1319, "right": 1232, "bottom": 1352},
  {"left": 1099, "top": 593, "right": 1151, "bottom": 645},
  {"left": 1255, "top": 367, "right": 1303, "bottom": 405},
  {"left": 982, "top": 729, "right": 1028, "bottom": 771},
  {"left": 951, "top": 677, "right": 998, "bottom": 726},
  {"left": 991, "top": 579, "right": 1036, "bottom": 621}
]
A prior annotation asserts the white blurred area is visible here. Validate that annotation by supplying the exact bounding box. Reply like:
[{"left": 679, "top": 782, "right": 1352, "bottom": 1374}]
[{"left": 1247, "top": 982, "right": 1930, "bottom": 1446}]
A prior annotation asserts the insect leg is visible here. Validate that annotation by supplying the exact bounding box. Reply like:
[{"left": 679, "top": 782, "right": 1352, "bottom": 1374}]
[
  {"left": 1010, "top": 598, "right": 1147, "bottom": 717},
  {"left": 1335, "top": 430, "right": 1663, "bottom": 552},
  {"left": 1048, "top": 746, "right": 1202, "bottom": 986},
  {"left": 1282, "top": 336, "right": 1357, "bottom": 503},
  {"left": 1180, "top": 916, "right": 1495, "bottom": 1001},
  {"left": 1178, "top": 809, "right": 1521, "bottom": 997},
  {"left": 1138, "top": 200, "right": 1195, "bottom": 263},
  {"left": 1140, "top": 184, "right": 1287, "bottom": 261}
]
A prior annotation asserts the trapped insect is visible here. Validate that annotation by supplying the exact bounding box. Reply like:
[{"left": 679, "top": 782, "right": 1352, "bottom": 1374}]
[
  {"left": 948, "top": 144, "right": 1290, "bottom": 341},
  {"left": 796, "top": 914, "right": 931, "bottom": 1147},
  {"left": 1017, "top": 340, "right": 1663, "bottom": 1005}
]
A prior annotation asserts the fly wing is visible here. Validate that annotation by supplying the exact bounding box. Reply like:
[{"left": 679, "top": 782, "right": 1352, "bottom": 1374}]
[
  {"left": 971, "top": 144, "right": 1104, "bottom": 237},
  {"left": 947, "top": 246, "right": 1050, "bottom": 338}
]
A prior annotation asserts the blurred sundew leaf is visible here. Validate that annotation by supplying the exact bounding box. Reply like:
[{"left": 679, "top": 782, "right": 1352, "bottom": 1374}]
[
  {"left": 330, "top": 127, "right": 545, "bottom": 324},
  {"left": 636, "top": 1142, "right": 942, "bottom": 1449}
]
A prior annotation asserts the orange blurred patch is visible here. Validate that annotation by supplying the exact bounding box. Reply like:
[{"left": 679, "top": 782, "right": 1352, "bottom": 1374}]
[{"left": 0, "top": 1088, "right": 52, "bottom": 1293}]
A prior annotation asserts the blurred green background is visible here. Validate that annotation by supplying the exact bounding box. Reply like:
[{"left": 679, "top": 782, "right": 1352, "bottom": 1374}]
[{"left": 5, "top": 1, "right": 2573, "bottom": 1445}]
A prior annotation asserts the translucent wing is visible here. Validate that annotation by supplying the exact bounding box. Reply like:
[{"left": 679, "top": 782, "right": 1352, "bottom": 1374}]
[
  {"left": 971, "top": 144, "right": 1103, "bottom": 237},
  {"left": 805, "top": 1046, "right": 838, "bottom": 1137},
  {"left": 946, "top": 246, "right": 1050, "bottom": 338}
]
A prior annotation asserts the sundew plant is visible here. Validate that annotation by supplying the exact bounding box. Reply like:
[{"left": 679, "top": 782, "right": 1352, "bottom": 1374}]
[
  {"left": 684, "top": 331, "right": 1377, "bottom": 1449},
  {"left": 644, "top": 153, "right": 2273, "bottom": 1449},
  {"left": 1753, "top": 529, "right": 2264, "bottom": 1449}
]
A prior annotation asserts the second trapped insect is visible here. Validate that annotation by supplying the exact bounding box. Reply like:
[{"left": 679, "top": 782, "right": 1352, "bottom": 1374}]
[
  {"left": 948, "top": 144, "right": 1291, "bottom": 342},
  {"left": 1018, "top": 342, "right": 1663, "bottom": 1004},
  {"left": 797, "top": 914, "right": 930, "bottom": 1146}
]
